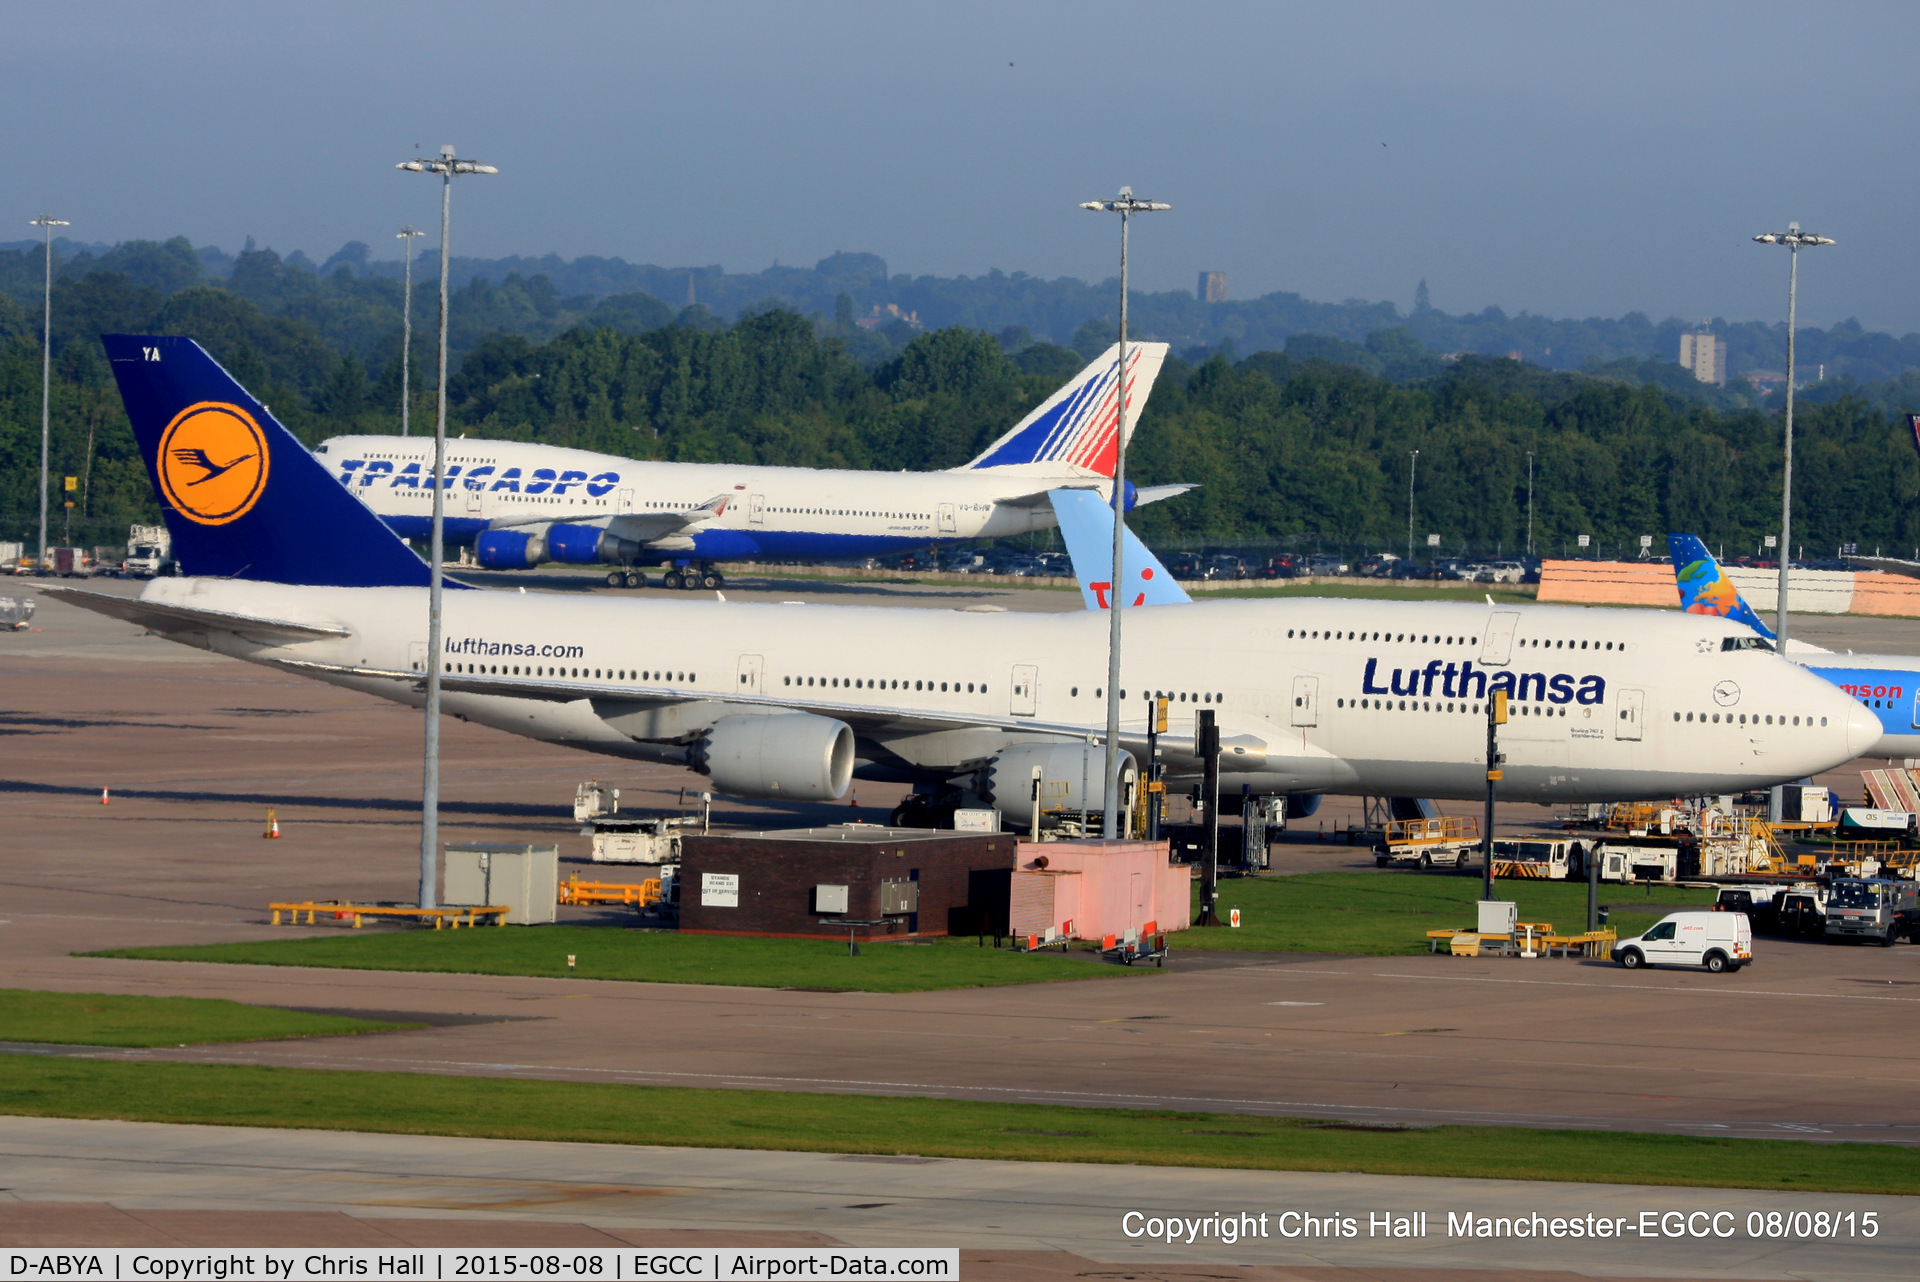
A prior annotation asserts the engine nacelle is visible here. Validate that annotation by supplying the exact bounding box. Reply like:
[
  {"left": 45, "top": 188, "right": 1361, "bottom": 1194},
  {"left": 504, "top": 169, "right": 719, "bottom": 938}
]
[
  {"left": 693, "top": 713, "right": 854, "bottom": 801},
  {"left": 980, "top": 742, "right": 1136, "bottom": 829},
  {"left": 547, "top": 522, "right": 644, "bottom": 565},
  {"left": 475, "top": 527, "right": 548, "bottom": 569}
]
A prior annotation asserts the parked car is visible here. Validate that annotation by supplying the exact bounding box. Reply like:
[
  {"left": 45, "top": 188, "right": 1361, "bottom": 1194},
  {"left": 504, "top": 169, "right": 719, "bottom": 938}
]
[
  {"left": 999, "top": 555, "right": 1047, "bottom": 577},
  {"left": 1476, "top": 561, "right": 1526, "bottom": 584},
  {"left": 1165, "top": 555, "right": 1197, "bottom": 580},
  {"left": 1612, "top": 911, "right": 1751, "bottom": 972},
  {"left": 1259, "top": 554, "right": 1301, "bottom": 579},
  {"left": 1202, "top": 554, "right": 1249, "bottom": 580},
  {"left": 1355, "top": 554, "right": 1398, "bottom": 578},
  {"left": 1303, "top": 554, "right": 1349, "bottom": 576}
]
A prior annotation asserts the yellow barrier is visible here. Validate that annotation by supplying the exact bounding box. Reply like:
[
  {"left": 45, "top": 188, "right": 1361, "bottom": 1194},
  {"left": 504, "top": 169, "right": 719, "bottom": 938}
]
[
  {"left": 269, "top": 901, "right": 508, "bottom": 929},
  {"left": 558, "top": 875, "right": 662, "bottom": 908}
]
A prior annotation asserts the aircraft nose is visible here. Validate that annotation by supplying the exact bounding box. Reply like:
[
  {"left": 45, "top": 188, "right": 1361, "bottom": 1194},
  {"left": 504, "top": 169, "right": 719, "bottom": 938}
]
[{"left": 1845, "top": 700, "right": 1880, "bottom": 760}]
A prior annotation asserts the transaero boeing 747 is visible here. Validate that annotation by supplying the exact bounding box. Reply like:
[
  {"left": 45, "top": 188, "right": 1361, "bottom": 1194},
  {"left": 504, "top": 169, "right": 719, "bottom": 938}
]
[
  {"left": 49, "top": 336, "right": 1875, "bottom": 826},
  {"left": 315, "top": 343, "right": 1186, "bottom": 588}
]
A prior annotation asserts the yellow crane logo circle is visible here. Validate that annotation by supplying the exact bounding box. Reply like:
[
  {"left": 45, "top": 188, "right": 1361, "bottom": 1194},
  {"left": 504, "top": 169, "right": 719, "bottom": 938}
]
[{"left": 156, "top": 401, "right": 271, "bottom": 525}]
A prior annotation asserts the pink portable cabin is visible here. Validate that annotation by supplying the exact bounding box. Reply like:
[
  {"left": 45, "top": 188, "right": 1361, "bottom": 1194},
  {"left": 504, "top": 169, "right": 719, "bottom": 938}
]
[{"left": 1007, "top": 840, "right": 1190, "bottom": 941}]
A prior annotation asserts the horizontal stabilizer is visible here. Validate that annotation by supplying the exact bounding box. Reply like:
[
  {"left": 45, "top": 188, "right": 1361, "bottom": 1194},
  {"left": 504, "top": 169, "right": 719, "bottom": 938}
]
[{"left": 37, "top": 585, "right": 349, "bottom": 643}]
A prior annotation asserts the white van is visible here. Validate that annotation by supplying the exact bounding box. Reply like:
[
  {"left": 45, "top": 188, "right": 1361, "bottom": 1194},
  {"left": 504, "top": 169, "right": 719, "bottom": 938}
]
[{"left": 1612, "top": 911, "right": 1752, "bottom": 973}]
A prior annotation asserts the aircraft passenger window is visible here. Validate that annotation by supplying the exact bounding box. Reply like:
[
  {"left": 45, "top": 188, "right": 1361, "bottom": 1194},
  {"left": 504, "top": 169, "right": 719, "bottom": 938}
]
[
  {"left": 940, "top": 682, "right": 948, "bottom": 692},
  {"left": 1337, "top": 698, "right": 1344, "bottom": 708},
  {"left": 970, "top": 683, "right": 977, "bottom": 693},
  {"left": 1674, "top": 712, "right": 1680, "bottom": 721},
  {"left": 1821, "top": 717, "right": 1828, "bottom": 726},
  {"left": 915, "top": 681, "right": 922, "bottom": 690},
  {"left": 1793, "top": 716, "right": 1799, "bottom": 725}
]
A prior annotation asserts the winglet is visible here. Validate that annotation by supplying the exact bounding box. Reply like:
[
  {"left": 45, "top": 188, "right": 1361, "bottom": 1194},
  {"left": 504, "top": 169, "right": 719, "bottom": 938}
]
[
  {"left": 103, "top": 335, "right": 438, "bottom": 588},
  {"left": 1667, "top": 533, "right": 1775, "bottom": 640},
  {"left": 1049, "top": 488, "right": 1191, "bottom": 610}
]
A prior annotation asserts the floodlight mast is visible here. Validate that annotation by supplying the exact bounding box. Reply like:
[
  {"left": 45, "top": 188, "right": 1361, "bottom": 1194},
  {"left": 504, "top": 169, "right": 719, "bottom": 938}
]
[
  {"left": 396, "top": 225, "right": 425, "bottom": 436},
  {"left": 1752, "top": 222, "right": 1834, "bottom": 646},
  {"left": 398, "top": 146, "right": 498, "bottom": 909},
  {"left": 1079, "top": 187, "right": 1169, "bottom": 840},
  {"left": 30, "top": 215, "right": 68, "bottom": 573}
]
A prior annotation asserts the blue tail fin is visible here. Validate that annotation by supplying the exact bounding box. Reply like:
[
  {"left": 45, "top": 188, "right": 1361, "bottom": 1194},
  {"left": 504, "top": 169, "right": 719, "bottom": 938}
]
[
  {"left": 1667, "top": 533, "right": 1774, "bottom": 640},
  {"left": 1048, "top": 488, "right": 1191, "bottom": 610},
  {"left": 104, "top": 335, "right": 435, "bottom": 587}
]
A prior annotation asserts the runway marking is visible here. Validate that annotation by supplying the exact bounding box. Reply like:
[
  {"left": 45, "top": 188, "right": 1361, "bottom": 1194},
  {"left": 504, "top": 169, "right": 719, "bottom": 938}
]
[
  {"left": 1266, "top": 1001, "right": 1324, "bottom": 1007},
  {"left": 1372, "top": 971, "right": 1920, "bottom": 1003}
]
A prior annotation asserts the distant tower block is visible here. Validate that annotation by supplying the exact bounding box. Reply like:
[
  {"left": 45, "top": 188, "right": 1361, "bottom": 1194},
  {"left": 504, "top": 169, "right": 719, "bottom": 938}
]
[
  {"left": 1678, "top": 331, "right": 1725, "bottom": 386},
  {"left": 1198, "top": 271, "right": 1228, "bottom": 303}
]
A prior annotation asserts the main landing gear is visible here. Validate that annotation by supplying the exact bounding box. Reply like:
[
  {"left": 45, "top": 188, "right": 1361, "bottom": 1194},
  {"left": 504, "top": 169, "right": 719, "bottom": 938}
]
[
  {"left": 605, "top": 570, "right": 647, "bottom": 589},
  {"left": 661, "top": 564, "right": 724, "bottom": 591}
]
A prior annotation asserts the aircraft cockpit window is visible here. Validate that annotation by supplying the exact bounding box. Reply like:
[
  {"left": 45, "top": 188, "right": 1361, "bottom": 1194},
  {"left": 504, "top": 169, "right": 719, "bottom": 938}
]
[{"left": 1720, "top": 636, "right": 1775, "bottom": 652}]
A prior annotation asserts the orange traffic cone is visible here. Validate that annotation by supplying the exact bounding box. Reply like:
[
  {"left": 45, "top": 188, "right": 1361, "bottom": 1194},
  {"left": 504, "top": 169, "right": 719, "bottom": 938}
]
[
  {"left": 100, "top": 786, "right": 109, "bottom": 805},
  {"left": 849, "top": 789, "right": 859, "bottom": 808},
  {"left": 264, "top": 808, "right": 281, "bottom": 839}
]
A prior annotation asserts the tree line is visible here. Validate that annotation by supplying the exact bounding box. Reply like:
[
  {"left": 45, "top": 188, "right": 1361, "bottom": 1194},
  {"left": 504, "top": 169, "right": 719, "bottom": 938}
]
[{"left": 6, "top": 289, "right": 1915, "bottom": 562}]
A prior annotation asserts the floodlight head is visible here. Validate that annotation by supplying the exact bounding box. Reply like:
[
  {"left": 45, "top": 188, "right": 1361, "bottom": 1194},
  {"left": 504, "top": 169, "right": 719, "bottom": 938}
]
[
  {"left": 398, "top": 225, "right": 423, "bottom": 239},
  {"left": 29, "top": 215, "right": 68, "bottom": 228},
  {"left": 397, "top": 160, "right": 426, "bottom": 172},
  {"left": 1754, "top": 233, "right": 1778, "bottom": 244}
]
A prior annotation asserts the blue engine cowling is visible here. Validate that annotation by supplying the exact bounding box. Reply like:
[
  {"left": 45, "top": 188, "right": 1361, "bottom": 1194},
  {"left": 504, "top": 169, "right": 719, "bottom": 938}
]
[
  {"left": 1285, "top": 793, "right": 1322, "bottom": 820},
  {"left": 547, "top": 522, "right": 643, "bottom": 565},
  {"left": 546, "top": 523, "right": 608, "bottom": 565},
  {"left": 475, "top": 527, "right": 548, "bottom": 569}
]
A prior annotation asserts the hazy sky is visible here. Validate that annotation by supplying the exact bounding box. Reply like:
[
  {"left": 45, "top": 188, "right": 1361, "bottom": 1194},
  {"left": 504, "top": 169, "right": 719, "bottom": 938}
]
[{"left": 7, "top": 2, "right": 1918, "bottom": 331}]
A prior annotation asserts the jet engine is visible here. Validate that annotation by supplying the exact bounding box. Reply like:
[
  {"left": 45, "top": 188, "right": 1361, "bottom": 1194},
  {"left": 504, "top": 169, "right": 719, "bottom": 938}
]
[
  {"left": 475, "top": 527, "right": 548, "bottom": 569},
  {"left": 546, "top": 522, "right": 645, "bottom": 566},
  {"left": 980, "top": 742, "right": 1136, "bottom": 828},
  {"left": 693, "top": 713, "right": 854, "bottom": 800}
]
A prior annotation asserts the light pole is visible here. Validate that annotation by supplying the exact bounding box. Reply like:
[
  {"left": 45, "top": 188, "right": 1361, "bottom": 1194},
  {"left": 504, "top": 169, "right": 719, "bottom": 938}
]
[
  {"left": 396, "top": 225, "right": 424, "bottom": 436},
  {"left": 1079, "top": 187, "right": 1169, "bottom": 841},
  {"left": 1525, "top": 450, "right": 1535, "bottom": 559},
  {"left": 398, "top": 146, "right": 498, "bottom": 909},
  {"left": 30, "top": 215, "right": 67, "bottom": 571},
  {"left": 1753, "top": 222, "right": 1834, "bottom": 646},
  {"left": 1406, "top": 450, "right": 1419, "bottom": 563}
]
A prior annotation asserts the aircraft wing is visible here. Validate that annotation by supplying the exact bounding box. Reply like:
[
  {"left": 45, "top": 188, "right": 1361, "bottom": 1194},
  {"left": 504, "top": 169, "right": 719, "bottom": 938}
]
[
  {"left": 482, "top": 494, "right": 734, "bottom": 544},
  {"left": 37, "top": 586, "right": 350, "bottom": 643}
]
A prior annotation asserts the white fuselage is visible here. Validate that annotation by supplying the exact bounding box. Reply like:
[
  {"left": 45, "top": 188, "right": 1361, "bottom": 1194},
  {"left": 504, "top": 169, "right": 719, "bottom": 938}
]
[
  {"left": 316, "top": 436, "right": 1083, "bottom": 556},
  {"left": 135, "top": 578, "right": 1876, "bottom": 803}
]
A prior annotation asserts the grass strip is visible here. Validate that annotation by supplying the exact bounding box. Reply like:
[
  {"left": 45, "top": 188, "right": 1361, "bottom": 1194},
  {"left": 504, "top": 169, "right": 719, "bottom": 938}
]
[
  {"left": 89, "top": 928, "right": 1144, "bottom": 994},
  {"left": 0, "top": 989, "right": 410, "bottom": 1047},
  {"left": 1200, "top": 872, "right": 1718, "bottom": 954},
  {"left": 2, "top": 1054, "right": 1912, "bottom": 1194}
]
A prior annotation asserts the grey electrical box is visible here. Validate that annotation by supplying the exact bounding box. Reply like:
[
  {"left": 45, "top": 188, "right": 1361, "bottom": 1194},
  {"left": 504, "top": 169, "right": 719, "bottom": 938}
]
[
  {"left": 879, "top": 879, "right": 919, "bottom": 915},
  {"left": 444, "top": 843, "right": 559, "bottom": 925},
  {"left": 1476, "top": 898, "right": 1517, "bottom": 936},
  {"left": 815, "top": 883, "right": 849, "bottom": 914}
]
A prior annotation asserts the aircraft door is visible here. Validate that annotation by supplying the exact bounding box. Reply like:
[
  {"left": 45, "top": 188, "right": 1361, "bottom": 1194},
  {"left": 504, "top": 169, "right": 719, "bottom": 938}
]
[
  {"left": 749, "top": 493, "right": 766, "bottom": 525},
  {"left": 1480, "top": 612, "right": 1519, "bottom": 666},
  {"left": 938, "top": 503, "right": 957, "bottom": 533},
  {"left": 617, "top": 488, "right": 634, "bottom": 513},
  {"left": 1615, "top": 688, "right": 1644, "bottom": 741},
  {"left": 1009, "top": 664, "right": 1039, "bottom": 716},
  {"left": 1290, "top": 675, "right": 1319, "bottom": 727},
  {"left": 465, "top": 481, "right": 482, "bottom": 514},
  {"left": 737, "top": 653, "right": 764, "bottom": 694},
  {"left": 408, "top": 641, "right": 427, "bottom": 672}
]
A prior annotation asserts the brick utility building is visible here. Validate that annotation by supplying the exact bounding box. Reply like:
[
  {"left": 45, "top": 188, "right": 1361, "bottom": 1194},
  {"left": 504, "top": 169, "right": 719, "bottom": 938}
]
[{"left": 677, "top": 825, "right": 1017, "bottom": 941}]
